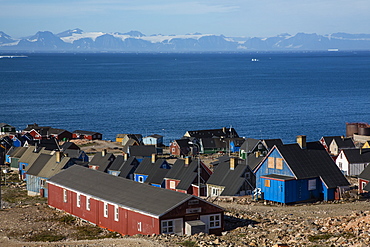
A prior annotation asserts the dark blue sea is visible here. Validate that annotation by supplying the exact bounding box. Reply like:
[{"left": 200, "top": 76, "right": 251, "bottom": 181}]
[{"left": 1, "top": 52, "right": 370, "bottom": 144}]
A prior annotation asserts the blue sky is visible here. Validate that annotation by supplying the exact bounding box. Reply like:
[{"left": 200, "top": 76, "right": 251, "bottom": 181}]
[{"left": 1, "top": 0, "right": 369, "bottom": 38}]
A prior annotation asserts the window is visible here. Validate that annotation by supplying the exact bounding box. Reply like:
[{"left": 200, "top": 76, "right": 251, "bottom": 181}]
[
  {"left": 63, "top": 189, "right": 67, "bottom": 203},
  {"left": 308, "top": 179, "right": 316, "bottom": 190},
  {"left": 276, "top": 158, "right": 283, "bottom": 170},
  {"left": 211, "top": 187, "right": 219, "bottom": 196},
  {"left": 338, "top": 162, "right": 343, "bottom": 169},
  {"left": 161, "top": 220, "right": 174, "bottom": 234},
  {"left": 86, "top": 196, "right": 91, "bottom": 211},
  {"left": 208, "top": 214, "right": 221, "bottom": 229},
  {"left": 114, "top": 205, "right": 119, "bottom": 221},
  {"left": 268, "top": 157, "right": 275, "bottom": 168},
  {"left": 137, "top": 222, "right": 142, "bottom": 232},
  {"left": 171, "top": 148, "right": 175, "bottom": 153},
  {"left": 40, "top": 179, "right": 46, "bottom": 187},
  {"left": 77, "top": 193, "right": 81, "bottom": 208},
  {"left": 104, "top": 202, "right": 108, "bottom": 218},
  {"left": 264, "top": 179, "right": 270, "bottom": 187},
  {"left": 245, "top": 172, "right": 251, "bottom": 179},
  {"left": 138, "top": 176, "right": 144, "bottom": 183},
  {"left": 169, "top": 181, "right": 176, "bottom": 189}
]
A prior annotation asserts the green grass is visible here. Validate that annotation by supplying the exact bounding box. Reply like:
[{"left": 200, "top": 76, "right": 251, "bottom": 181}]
[
  {"left": 55, "top": 214, "right": 77, "bottom": 224},
  {"left": 26, "top": 230, "right": 66, "bottom": 242}
]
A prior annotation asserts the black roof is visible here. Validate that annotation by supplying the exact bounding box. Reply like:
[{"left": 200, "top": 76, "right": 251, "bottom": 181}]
[
  {"left": 135, "top": 157, "right": 170, "bottom": 185},
  {"left": 267, "top": 143, "right": 350, "bottom": 189},
  {"left": 26, "top": 153, "right": 52, "bottom": 176},
  {"left": 129, "top": 145, "right": 157, "bottom": 157},
  {"left": 263, "top": 139, "right": 284, "bottom": 150},
  {"left": 48, "top": 166, "right": 209, "bottom": 217},
  {"left": 331, "top": 137, "right": 355, "bottom": 149},
  {"left": 342, "top": 148, "right": 370, "bottom": 164},
  {"left": 207, "top": 158, "right": 250, "bottom": 196},
  {"left": 108, "top": 155, "right": 139, "bottom": 179},
  {"left": 200, "top": 138, "right": 227, "bottom": 149},
  {"left": 185, "top": 127, "right": 239, "bottom": 139},
  {"left": 246, "top": 153, "right": 265, "bottom": 171},
  {"left": 358, "top": 160, "right": 370, "bottom": 180},
  {"left": 89, "top": 152, "right": 115, "bottom": 172},
  {"left": 165, "top": 158, "right": 201, "bottom": 190},
  {"left": 61, "top": 142, "right": 80, "bottom": 151}
]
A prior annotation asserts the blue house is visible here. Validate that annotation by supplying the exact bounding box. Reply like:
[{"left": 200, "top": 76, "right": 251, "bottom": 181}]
[
  {"left": 254, "top": 136, "right": 350, "bottom": 203},
  {"left": 134, "top": 154, "right": 171, "bottom": 187},
  {"left": 143, "top": 134, "right": 163, "bottom": 147}
]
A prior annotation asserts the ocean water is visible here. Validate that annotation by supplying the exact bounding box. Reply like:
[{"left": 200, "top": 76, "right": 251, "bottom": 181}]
[{"left": 1, "top": 52, "right": 369, "bottom": 144}]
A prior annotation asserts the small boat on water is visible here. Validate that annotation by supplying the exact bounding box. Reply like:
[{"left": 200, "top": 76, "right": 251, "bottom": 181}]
[{"left": 251, "top": 58, "right": 259, "bottom": 62}]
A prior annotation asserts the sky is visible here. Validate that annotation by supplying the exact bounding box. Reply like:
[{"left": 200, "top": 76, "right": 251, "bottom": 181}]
[{"left": 1, "top": 0, "right": 370, "bottom": 38}]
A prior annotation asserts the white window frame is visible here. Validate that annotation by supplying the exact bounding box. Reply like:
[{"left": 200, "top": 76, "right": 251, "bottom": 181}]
[
  {"left": 169, "top": 181, "right": 176, "bottom": 189},
  {"left": 77, "top": 193, "right": 81, "bottom": 208},
  {"left": 161, "top": 220, "right": 174, "bottom": 234},
  {"left": 104, "top": 202, "right": 108, "bottom": 218},
  {"left": 208, "top": 214, "right": 221, "bottom": 229},
  {"left": 138, "top": 222, "right": 142, "bottom": 232},
  {"left": 211, "top": 187, "right": 219, "bottom": 196},
  {"left": 114, "top": 205, "right": 119, "bottom": 222},
  {"left": 63, "top": 189, "right": 67, "bottom": 203},
  {"left": 86, "top": 196, "right": 91, "bottom": 211},
  {"left": 138, "top": 176, "right": 144, "bottom": 183}
]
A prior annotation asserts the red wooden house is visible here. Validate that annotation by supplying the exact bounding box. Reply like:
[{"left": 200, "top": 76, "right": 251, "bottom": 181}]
[
  {"left": 48, "top": 166, "right": 224, "bottom": 236},
  {"left": 72, "top": 130, "right": 102, "bottom": 140}
]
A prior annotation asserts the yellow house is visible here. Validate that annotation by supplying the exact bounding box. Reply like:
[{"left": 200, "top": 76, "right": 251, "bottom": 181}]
[{"left": 116, "top": 134, "right": 126, "bottom": 143}]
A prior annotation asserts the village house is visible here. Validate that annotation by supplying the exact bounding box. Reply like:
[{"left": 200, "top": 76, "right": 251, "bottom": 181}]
[
  {"left": 206, "top": 157, "right": 255, "bottom": 197},
  {"left": 164, "top": 157, "right": 212, "bottom": 196},
  {"left": 88, "top": 150, "right": 115, "bottom": 172},
  {"left": 47, "top": 166, "right": 224, "bottom": 236},
  {"left": 335, "top": 148, "right": 370, "bottom": 176},
  {"left": 0, "top": 123, "right": 16, "bottom": 135},
  {"left": 25, "top": 151, "right": 83, "bottom": 197},
  {"left": 18, "top": 147, "right": 53, "bottom": 180},
  {"left": 72, "top": 130, "right": 102, "bottom": 140},
  {"left": 143, "top": 134, "right": 163, "bottom": 147},
  {"left": 254, "top": 136, "right": 350, "bottom": 203},
  {"left": 358, "top": 164, "right": 370, "bottom": 194},
  {"left": 107, "top": 154, "right": 139, "bottom": 179},
  {"left": 169, "top": 139, "right": 194, "bottom": 157},
  {"left": 134, "top": 155, "right": 171, "bottom": 187},
  {"left": 5, "top": 146, "right": 27, "bottom": 171},
  {"left": 128, "top": 145, "right": 160, "bottom": 162}
]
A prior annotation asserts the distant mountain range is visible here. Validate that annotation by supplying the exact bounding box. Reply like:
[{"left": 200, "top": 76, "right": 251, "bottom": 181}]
[{"left": 1, "top": 29, "right": 370, "bottom": 52}]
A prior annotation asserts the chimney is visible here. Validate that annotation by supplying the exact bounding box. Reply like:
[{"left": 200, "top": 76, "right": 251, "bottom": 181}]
[
  {"left": 56, "top": 151, "right": 61, "bottom": 163},
  {"left": 151, "top": 153, "right": 156, "bottom": 163},
  {"left": 124, "top": 153, "right": 129, "bottom": 161},
  {"left": 230, "top": 157, "right": 236, "bottom": 170},
  {"left": 102, "top": 149, "right": 106, "bottom": 157},
  {"left": 297, "top": 135, "right": 306, "bottom": 149},
  {"left": 185, "top": 157, "right": 191, "bottom": 166}
]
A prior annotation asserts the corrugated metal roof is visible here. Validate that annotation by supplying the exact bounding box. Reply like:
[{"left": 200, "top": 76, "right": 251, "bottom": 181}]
[{"left": 48, "top": 166, "right": 196, "bottom": 217}]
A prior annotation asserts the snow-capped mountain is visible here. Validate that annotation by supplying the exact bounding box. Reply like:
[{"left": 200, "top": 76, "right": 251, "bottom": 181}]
[{"left": 1, "top": 29, "right": 370, "bottom": 52}]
